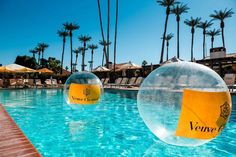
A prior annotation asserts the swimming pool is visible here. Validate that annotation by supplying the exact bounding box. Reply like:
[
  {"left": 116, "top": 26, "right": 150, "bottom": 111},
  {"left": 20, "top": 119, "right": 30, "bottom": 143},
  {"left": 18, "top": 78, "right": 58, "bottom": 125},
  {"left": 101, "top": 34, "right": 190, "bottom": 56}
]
[{"left": 0, "top": 89, "right": 235, "bottom": 156}]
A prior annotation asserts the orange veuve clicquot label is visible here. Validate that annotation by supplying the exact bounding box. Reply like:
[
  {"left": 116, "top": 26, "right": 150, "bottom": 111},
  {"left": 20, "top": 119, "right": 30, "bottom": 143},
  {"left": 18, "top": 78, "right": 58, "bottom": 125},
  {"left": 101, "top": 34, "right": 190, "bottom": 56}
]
[
  {"left": 68, "top": 83, "right": 101, "bottom": 105},
  {"left": 175, "top": 89, "right": 231, "bottom": 139}
]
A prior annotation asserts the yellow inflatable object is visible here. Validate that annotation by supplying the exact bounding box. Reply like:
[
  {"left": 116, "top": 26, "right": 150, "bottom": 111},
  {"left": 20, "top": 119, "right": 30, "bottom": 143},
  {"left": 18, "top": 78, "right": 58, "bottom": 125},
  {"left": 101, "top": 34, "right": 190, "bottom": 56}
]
[
  {"left": 68, "top": 83, "right": 101, "bottom": 105},
  {"left": 176, "top": 89, "right": 231, "bottom": 139}
]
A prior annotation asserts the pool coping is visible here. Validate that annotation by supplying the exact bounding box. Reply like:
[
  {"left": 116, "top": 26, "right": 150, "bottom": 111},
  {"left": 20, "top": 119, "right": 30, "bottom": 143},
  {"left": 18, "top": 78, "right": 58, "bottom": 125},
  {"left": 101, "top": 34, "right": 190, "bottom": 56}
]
[{"left": 0, "top": 104, "right": 41, "bottom": 157}]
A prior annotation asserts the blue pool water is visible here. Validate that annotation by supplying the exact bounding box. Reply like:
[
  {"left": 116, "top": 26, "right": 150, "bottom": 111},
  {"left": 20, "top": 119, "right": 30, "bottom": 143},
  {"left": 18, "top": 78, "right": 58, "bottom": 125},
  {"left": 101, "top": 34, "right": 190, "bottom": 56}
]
[{"left": 0, "top": 89, "right": 236, "bottom": 156}]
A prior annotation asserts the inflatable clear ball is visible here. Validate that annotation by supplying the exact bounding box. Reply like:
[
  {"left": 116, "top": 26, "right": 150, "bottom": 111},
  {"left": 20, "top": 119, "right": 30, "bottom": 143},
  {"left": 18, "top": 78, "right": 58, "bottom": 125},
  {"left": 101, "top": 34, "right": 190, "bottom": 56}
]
[
  {"left": 64, "top": 72, "right": 103, "bottom": 105},
  {"left": 137, "top": 61, "right": 231, "bottom": 146}
]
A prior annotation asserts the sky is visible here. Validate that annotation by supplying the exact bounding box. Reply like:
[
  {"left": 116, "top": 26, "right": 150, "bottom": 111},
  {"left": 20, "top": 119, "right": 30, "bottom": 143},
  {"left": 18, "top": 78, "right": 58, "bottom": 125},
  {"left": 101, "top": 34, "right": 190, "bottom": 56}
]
[{"left": 0, "top": 0, "right": 236, "bottom": 71}]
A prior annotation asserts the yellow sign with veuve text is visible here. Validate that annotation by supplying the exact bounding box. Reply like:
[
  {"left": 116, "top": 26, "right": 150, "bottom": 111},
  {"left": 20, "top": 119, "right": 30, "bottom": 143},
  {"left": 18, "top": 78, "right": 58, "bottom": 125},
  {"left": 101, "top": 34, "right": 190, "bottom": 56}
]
[
  {"left": 69, "top": 83, "right": 101, "bottom": 105},
  {"left": 175, "top": 89, "right": 231, "bottom": 139}
]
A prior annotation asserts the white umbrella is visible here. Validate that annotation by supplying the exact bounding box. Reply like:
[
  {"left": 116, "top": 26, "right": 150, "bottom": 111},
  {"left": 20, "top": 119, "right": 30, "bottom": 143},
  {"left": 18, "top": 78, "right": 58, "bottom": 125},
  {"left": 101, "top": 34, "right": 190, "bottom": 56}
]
[
  {"left": 161, "top": 56, "right": 183, "bottom": 65},
  {"left": 92, "top": 66, "right": 110, "bottom": 72},
  {"left": 4, "top": 64, "right": 36, "bottom": 73},
  {"left": 118, "top": 61, "right": 142, "bottom": 70}
]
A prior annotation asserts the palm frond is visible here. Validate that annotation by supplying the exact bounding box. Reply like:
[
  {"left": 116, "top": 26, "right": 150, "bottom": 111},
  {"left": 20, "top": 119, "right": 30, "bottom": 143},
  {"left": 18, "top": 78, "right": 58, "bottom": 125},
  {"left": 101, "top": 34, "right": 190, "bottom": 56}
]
[
  {"left": 88, "top": 44, "right": 98, "bottom": 50},
  {"left": 73, "top": 48, "right": 80, "bottom": 54},
  {"left": 99, "top": 40, "right": 111, "bottom": 46},
  {"left": 38, "top": 43, "right": 49, "bottom": 49},
  {"left": 78, "top": 35, "right": 92, "bottom": 43},
  {"left": 63, "top": 22, "right": 80, "bottom": 31},
  {"left": 184, "top": 17, "right": 201, "bottom": 27},
  {"left": 197, "top": 20, "right": 213, "bottom": 29},
  {"left": 171, "top": 3, "right": 189, "bottom": 15},
  {"left": 157, "top": 0, "right": 179, "bottom": 7},
  {"left": 206, "top": 29, "right": 221, "bottom": 36},
  {"left": 57, "top": 29, "right": 68, "bottom": 37},
  {"left": 29, "top": 49, "right": 38, "bottom": 53},
  {"left": 210, "top": 8, "right": 234, "bottom": 20}
]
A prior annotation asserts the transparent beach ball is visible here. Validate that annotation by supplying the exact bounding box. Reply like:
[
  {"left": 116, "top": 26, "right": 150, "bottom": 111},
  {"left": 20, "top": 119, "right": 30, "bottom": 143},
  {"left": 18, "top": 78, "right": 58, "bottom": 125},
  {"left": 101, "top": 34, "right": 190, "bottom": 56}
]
[
  {"left": 64, "top": 72, "right": 103, "bottom": 105},
  {"left": 137, "top": 61, "right": 232, "bottom": 146}
]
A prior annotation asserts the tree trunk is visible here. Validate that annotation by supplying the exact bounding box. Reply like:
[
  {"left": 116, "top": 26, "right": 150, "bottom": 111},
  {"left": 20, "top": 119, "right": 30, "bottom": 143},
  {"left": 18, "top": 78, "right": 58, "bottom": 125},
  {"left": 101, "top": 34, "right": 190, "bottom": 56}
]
[
  {"left": 82, "top": 42, "right": 86, "bottom": 71},
  {"left": 91, "top": 50, "right": 94, "bottom": 71},
  {"left": 70, "top": 32, "right": 73, "bottom": 73},
  {"left": 82, "top": 52, "right": 85, "bottom": 71},
  {"left": 221, "top": 21, "right": 225, "bottom": 48},
  {"left": 75, "top": 54, "right": 78, "bottom": 66},
  {"left": 191, "top": 30, "right": 194, "bottom": 62},
  {"left": 211, "top": 36, "right": 214, "bottom": 49},
  {"left": 42, "top": 50, "right": 44, "bottom": 59},
  {"left": 97, "top": 0, "right": 109, "bottom": 68},
  {"left": 203, "top": 30, "right": 206, "bottom": 59},
  {"left": 38, "top": 53, "right": 40, "bottom": 64},
  {"left": 102, "top": 49, "right": 104, "bottom": 66},
  {"left": 160, "top": 7, "right": 170, "bottom": 64},
  {"left": 177, "top": 16, "right": 180, "bottom": 58},
  {"left": 61, "top": 38, "right": 66, "bottom": 74},
  {"left": 113, "top": 0, "right": 119, "bottom": 73},
  {"left": 107, "top": 0, "right": 110, "bottom": 64},
  {"left": 166, "top": 42, "right": 169, "bottom": 61}
]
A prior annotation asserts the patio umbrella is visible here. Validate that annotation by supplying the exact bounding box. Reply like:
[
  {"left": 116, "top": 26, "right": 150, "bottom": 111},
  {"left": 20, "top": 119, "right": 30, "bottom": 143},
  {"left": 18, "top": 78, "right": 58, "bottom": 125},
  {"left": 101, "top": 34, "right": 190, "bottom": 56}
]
[
  {"left": 4, "top": 64, "right": 36, "bottom": 73},
  {"left": 118, "top": 61, "right": 142, "bottom": 71},
  {"left": 37, "top": 68, "right": 53, "bottom": 74},
  {"left": 0, "top": 66, "right": 13, "bottom": 73},
  {"left": 92, "top": 66, "right": 110, "bottom": 72},
  {"left": 161, "top": 56, "right": 183, "bottom": 65}
]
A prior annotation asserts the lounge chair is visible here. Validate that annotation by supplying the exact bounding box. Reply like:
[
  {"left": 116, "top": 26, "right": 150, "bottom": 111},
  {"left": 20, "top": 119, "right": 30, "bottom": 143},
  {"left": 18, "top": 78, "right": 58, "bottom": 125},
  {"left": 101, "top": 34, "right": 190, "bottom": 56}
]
[
  {"left": 107, "top": 77, "right": 122, "bottom": 88},
  {"left": 133, "top": 77, "right": 144, "bottom": 87},
  {"left": 100, "top": 78, "right": 105, "bottom": 84},
  {"left": 103, "top": 78, "right": 110, "bottom": 85},
  {"left": 9, "top": 79, "right": 17, "bottom": 88},
  {"left": 121, "top": 77, "right": 137, "bottom": 88},
  {"left": 45, "top": 79, "right": 52, "bottom": 87},
  {"left": 119, "top": 77, "right": 129, "bottom": 87},
  {"left": 35, "top": 79, "right": 43, "bottom": 88},
  {"left": 16, "top": 79, "right": 24, "bottom": 88},
  {"left": 224, "top": 74, "right": 236, "bottom": 91},
  {"left": 51, "top": 79, "right": 58, "bottom": 87},
  {"left": 0, "top": 79, "right": 3, "bottom": 88},
  {"left": 27, "top": 79, "right": 35, "bottom": 87}
]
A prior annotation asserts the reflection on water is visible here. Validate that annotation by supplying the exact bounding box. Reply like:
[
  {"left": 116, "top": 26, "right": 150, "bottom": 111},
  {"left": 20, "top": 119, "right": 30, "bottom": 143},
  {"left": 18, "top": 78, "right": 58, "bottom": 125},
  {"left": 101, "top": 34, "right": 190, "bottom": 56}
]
[{"left": 105, "top": 89, "right": 138, "bottom": 99}]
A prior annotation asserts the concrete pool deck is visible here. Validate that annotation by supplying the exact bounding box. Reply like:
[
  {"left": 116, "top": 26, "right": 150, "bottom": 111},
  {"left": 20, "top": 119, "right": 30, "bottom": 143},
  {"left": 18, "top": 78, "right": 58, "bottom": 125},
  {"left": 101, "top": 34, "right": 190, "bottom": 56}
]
[{"left": 0, "top": 104, "right": 41, "bottom": 157}]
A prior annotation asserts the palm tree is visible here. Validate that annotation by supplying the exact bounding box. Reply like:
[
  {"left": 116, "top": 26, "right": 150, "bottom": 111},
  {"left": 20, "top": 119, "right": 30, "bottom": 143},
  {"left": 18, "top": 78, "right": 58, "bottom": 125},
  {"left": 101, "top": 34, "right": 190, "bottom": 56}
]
[
  {"left": 210, "top": 8, "right": 234, "bottom": 48},
  {"left": 97, "top": 0, "right": 109, "bottom": 67},
  {"left": 206, "top": 29, "right": 221, "bottom": 49},
  {"left": 197, "top": 20, "right": 213, "bottom": 59},
  {"left": 65, "top": 66, "right": 69, "bottom": 71},
  {"left": 142, "top": 60, "right": 148, "bottom": 66},
  {"left": 78, "top": 35, "right": 91, "bottom": 71},
  {"left": 184, "top": 17, "right": 201, "bottom": 61},
  {"left": 88, "top": 44, "right": 98, "bottom": 71},
  {"left": 57, "top": 29, "right": 68, "bottom": 74},
  {"left": 171, "top": 3, "right": 189, "bottom": 58},
  {"left": 78, "top": 47, "right": 88, "bottom": 71},
  {"left": 38, "top": 43, "right": 49, "bottom": 59},
  {"left": 73, "top": 48, "right": 80, "bottom": 71},
  {"left": 35, "top": 47, "right": 42, "bottom": 64},
  {"left": 99, "top": 40, "right": 111, "bottom": 66},
  {"left": 113, "top": 0, "right": 119, "bottom": 72},
  {"left": 162, "top": 33, "right": 174, "bottom": 61},
  {"left": 63, "top": 22, "right": 80, "bottom": 73},
  {"left": 157, "top": 0, "right": 179, "bottom": 63},
  {"left": 29, "top": 49, "right": 37, "bottom": 59}
]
